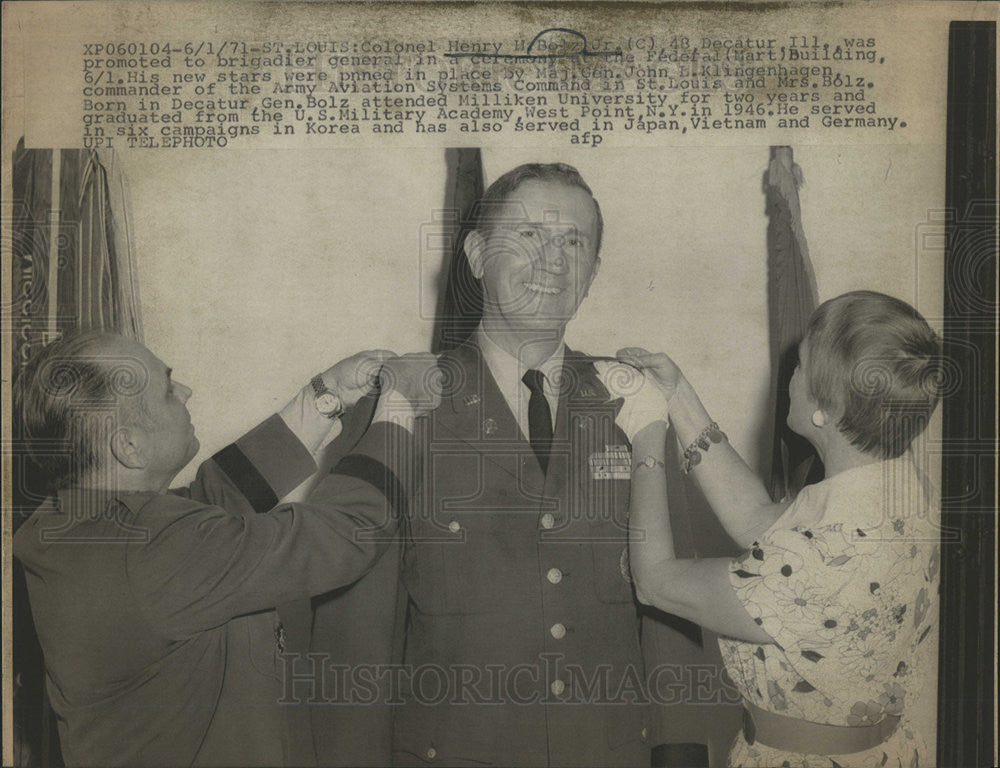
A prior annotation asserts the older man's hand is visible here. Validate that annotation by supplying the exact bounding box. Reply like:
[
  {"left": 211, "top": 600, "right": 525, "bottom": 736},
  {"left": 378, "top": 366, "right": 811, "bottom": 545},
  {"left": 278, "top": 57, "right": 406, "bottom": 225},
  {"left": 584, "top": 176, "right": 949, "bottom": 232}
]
[
  {"left": 374, "top": 353, "right": 443, "bottom": 424},
  {"left": 319, "top": 349, "right": 396, "bottom": 408},
  {"left": 281, "top": 349, "right": 396, "bottom": 454}
]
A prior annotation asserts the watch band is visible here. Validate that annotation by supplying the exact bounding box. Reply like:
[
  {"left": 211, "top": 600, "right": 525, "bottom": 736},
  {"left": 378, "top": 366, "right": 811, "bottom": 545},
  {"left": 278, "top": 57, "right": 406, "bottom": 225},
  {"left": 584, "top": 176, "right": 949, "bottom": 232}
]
[
  {"left": 310, "top": 375, "right": 343, "bottom": 419},
  {"left": 635, "top": 455, "right": 666, "bottom": 471},
  {"left": 310, "top": 374, "right": 327, "bottom": 397}
]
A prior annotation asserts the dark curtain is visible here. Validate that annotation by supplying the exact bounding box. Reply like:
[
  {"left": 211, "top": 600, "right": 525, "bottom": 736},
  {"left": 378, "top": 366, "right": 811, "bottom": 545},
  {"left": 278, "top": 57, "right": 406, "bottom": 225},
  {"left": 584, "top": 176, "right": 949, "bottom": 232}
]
[
  {"left": 11, "top": 142, "right": 143, "bottom": 767},
  {"left": 432, "top": 148, "right": 485, "bottom": 352},
  {"left": 762, "top": 146, "right": 823, "bottom": 502}
]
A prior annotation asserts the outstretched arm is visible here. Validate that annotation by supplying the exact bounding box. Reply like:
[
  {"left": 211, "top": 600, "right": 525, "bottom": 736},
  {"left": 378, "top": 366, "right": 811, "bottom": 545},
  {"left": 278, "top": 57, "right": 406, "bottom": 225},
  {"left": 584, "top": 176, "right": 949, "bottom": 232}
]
[
  {"left": 628, "top": 421, "right": 774, "bottom": 644},
  {"left": 618, "top": 349, "right": 789, "bottom": 548},
  {"left": 135, "top": 351, "right": 442, "bottom": 639},
  {"left": 175, "top": 348, "right": 396, "bottom": 511}
]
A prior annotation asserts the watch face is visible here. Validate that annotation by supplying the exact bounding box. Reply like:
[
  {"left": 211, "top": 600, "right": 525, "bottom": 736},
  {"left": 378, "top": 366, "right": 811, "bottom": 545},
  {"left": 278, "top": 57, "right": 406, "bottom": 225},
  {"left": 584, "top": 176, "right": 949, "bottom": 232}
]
[{"left": 316, "top": 393, "right": 341, "bottom": 414}]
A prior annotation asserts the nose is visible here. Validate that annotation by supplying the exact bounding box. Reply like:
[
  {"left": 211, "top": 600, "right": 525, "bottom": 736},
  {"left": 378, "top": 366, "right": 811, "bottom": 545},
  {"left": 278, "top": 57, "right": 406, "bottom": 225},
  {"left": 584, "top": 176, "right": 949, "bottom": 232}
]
[
  {"left": 534, "top": 236, "right": 572, "bottom": 275},
  {"left": 174, "top": 381, "right": 193, "bottom": 403}
]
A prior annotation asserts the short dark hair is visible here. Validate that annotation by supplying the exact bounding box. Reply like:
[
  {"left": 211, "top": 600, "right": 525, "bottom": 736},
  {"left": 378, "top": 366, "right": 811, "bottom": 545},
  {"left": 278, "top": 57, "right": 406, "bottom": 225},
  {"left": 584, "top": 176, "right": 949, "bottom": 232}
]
[
  {"left": 475, "top": 162, "right": 604, "bottom": 254},
  {"left": 804, "top": 291, "right": 943, "bottom": 459},
  {"left": 15, "top": 331, "right": 150, "bottom": 491}
]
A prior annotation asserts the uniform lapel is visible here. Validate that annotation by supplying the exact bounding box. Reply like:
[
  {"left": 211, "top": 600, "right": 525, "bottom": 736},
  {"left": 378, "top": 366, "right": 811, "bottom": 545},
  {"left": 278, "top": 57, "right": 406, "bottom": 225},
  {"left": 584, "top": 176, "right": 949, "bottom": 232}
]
[
  {"left": 545, "top": 350, "right": 629, "bottom": 529},
  {"left": 433, "top": 345, "right": 624, "bottom": 501},
  {"left": 433, "top": 343, "right": 525, "bottom": 485},
  {"left": 552, "top": 348, "right": 618, "bottom": 439}
]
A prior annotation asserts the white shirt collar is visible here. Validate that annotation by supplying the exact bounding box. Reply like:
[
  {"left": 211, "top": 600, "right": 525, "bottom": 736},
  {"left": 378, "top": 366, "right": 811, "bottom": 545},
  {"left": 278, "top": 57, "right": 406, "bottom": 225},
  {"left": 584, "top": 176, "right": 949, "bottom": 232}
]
[
  {"left": 473, "top": 326, "right": 565, "bottom": 435},
  {"left": 475, "top": 326, "right": 565, "bottom": 393}
]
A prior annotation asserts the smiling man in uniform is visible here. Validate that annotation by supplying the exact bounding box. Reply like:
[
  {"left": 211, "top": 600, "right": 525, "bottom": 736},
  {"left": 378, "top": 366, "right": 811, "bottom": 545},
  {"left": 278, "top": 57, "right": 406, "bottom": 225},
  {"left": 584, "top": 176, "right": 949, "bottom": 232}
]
[{"left": 383, "top": 163, "right": 716, "bottom": 767}]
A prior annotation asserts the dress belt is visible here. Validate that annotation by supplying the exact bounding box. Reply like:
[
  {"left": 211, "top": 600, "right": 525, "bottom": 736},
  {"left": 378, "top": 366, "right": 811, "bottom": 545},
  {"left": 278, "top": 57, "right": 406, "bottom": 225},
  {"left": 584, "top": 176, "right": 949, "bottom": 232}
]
[{"left": 742, "top": 701, "right": 901, "bottom": 756}]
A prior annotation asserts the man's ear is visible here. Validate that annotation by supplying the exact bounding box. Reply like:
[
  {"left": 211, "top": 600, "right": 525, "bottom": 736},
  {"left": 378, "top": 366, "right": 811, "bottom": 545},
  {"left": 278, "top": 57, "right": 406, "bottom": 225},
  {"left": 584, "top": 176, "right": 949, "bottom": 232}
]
[
  {"left": 110, "top": 425, "right": 148, "bottom": 470},
  {"left": 464, "top": 230, "right": 485, "bottom": 279},
  {"left": 583, "top": 257, "right": 601, "bottom": 297}
]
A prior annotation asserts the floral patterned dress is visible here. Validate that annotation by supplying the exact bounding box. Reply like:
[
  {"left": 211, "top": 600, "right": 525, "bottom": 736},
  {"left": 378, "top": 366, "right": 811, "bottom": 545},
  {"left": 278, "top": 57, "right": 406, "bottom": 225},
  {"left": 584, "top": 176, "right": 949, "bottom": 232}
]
[{"left": 720, "top": 456, "right": 939, "bottom": 767}]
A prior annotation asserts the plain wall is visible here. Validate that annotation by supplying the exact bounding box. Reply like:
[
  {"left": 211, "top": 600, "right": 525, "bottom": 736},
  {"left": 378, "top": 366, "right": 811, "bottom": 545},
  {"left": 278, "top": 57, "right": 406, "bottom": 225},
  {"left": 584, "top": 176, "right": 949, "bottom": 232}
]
[{"left": 121, "top": 145, "right": 943, "bottom": 485}]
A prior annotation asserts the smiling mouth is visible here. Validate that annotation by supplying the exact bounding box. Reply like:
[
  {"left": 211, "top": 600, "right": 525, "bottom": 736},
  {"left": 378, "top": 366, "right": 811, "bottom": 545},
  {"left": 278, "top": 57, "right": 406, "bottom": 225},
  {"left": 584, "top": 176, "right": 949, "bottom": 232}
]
[{"left": 522, "top": 281, "right": 562, "bottom": 295}]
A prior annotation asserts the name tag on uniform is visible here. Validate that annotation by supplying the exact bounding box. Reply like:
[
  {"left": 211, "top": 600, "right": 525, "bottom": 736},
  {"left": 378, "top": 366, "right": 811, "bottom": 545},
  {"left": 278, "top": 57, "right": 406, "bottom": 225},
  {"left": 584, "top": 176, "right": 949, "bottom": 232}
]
[{"left": 589, "top": 445, "right": 631, "bottom": 480}]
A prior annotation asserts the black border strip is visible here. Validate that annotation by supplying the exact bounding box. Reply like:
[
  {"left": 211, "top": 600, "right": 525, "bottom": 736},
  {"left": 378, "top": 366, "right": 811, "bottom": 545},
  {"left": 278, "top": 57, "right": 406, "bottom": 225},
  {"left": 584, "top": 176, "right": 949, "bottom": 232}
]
[
  {"left": 211, "top": 444, "right": 279, "bottom": 515},
  {"left": 938, "top": 20, "right": 996, "bottom": 768}
]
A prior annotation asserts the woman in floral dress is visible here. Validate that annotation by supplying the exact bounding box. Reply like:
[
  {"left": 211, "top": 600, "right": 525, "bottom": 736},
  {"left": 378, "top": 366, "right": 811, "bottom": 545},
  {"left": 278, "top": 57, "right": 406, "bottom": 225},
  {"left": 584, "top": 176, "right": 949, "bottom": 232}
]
[{"left": 613, "top": 291, "right": 941, "bottom": 767}]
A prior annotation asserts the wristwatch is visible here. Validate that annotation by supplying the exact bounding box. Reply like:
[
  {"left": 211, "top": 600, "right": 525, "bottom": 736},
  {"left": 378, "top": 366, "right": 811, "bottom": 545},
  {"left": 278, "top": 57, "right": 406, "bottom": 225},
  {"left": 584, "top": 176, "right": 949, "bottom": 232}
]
[
  {"left": 310, "top": 375, "right": 343, "bottom": 419},
  {"left": 635, "top": 455, "right": 665, "bottom": 471}
]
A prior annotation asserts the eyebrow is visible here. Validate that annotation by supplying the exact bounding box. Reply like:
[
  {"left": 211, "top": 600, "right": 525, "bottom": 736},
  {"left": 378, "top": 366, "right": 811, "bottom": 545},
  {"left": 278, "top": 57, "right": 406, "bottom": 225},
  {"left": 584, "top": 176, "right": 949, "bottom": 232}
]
[{"left": 514, "top": 222, "right": 590, "bottom": 237}]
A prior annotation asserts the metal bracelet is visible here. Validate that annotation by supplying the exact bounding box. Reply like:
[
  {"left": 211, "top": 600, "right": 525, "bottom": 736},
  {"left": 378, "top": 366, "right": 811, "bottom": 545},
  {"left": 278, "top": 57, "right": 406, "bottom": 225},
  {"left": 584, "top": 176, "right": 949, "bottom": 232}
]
[{"left": 681, "top": 421, "right": 727, "bottom": 474}]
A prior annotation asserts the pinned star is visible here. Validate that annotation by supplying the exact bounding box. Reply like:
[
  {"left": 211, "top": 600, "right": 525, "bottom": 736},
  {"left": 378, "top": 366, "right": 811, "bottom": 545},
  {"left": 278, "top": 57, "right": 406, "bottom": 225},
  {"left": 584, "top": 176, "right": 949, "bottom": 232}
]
[{"left": 483, "top": 418, "right": 498, "bottom": 435}]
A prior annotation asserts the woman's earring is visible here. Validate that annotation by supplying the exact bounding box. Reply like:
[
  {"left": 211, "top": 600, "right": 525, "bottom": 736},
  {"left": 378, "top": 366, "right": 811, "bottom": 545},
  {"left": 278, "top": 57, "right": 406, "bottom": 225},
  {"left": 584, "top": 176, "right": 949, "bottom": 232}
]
[{"left": 811, "top": 410, "right": 826, "bottom": 428}]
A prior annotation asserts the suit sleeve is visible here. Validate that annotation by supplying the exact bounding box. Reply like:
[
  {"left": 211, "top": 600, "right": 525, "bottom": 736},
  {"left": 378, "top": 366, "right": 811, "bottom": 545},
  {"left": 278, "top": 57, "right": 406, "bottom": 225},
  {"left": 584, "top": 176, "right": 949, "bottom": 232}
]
[
  {"left": 127, "top": 421, "right": 413, "bottom": 639},
  {"left": 170, "top": 414, "right": 319, "bottom": 515}
]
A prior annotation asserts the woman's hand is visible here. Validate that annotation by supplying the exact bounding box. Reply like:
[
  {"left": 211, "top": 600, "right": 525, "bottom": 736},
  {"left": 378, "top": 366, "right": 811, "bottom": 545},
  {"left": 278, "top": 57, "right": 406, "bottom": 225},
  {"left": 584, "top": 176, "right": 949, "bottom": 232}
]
[
  {"left": 594, "top": 360, "right": 669, "bottom": 442},
  {"left": 618, "top": 346, "right": 789, "bottom": 548},
  {"left": 616, "top": 348, "right": 683, "bottom": 403}
]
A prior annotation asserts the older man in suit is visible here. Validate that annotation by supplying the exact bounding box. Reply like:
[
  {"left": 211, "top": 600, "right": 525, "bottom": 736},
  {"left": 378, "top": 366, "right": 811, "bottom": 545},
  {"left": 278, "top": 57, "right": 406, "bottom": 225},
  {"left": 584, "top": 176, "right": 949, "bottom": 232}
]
[{"left": 13, "top": 331, "right": 439, "bottom": 766}]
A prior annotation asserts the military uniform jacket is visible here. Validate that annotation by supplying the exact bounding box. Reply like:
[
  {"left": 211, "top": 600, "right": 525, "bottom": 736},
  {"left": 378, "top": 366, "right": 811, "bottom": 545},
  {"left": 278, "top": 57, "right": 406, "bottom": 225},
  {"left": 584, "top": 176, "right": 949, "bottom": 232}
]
[
  {"left": 393, "top": 343, "right": 659, "bottom": 767},
  {"left": 13, "top": 415, "right": 412, "bottom": 767}
]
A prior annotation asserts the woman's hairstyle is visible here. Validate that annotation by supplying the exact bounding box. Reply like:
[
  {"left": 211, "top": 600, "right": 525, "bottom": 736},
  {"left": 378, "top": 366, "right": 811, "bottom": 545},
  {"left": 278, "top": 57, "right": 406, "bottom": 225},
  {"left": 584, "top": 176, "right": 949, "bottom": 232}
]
[
  {"left": 804, "top": 290, "right": 944, "bottom": 459},
  {"left": 14, "top": 331, "right": 150, "bottom": 491}
]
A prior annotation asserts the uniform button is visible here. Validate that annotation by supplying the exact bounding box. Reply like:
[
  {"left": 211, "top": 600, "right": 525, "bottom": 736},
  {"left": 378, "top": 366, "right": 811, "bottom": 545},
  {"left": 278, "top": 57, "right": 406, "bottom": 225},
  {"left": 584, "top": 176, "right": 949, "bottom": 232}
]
[
  {"left": 550, "top": 623, "right": 566, "bottom": 639},
  {"left": 427, "top": 747, "right": 437, "bottom": 759},
  {"left": 550, "top": 679, "right": 565, "bottom": 695},
  {"left": 546, "top": 568, "right": 563, "bottom": 584},
  {"left": 448, "top": 520, "right": 461, "bottom": 533},
  {"left": 540, "top": 513, "right": 555, "bottom": 530},
  {"left": 641, "top": 727, "right": 648, "bottom": 741}
]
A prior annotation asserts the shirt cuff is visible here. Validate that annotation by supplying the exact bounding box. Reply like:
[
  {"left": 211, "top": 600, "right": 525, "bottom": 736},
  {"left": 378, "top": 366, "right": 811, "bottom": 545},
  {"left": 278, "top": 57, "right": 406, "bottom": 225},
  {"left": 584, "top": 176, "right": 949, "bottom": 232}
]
[{"left": 279, "top": 381, "right": 340, "bottom": 454}]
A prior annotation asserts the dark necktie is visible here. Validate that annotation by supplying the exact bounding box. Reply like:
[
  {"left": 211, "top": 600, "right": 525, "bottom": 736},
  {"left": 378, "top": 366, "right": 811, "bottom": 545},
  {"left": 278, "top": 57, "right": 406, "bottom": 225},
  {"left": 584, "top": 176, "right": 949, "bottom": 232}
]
[{"left": 522, "top": 369, "right": 553, "bottom": 473}]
